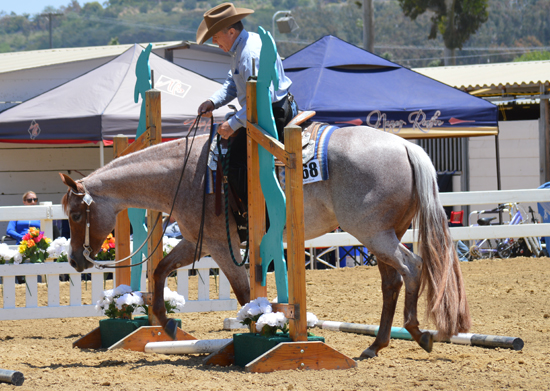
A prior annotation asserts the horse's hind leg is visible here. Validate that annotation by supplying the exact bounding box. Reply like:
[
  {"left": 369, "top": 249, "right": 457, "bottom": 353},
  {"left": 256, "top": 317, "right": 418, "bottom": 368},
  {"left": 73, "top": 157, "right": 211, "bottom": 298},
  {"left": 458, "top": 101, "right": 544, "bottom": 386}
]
[
  {"left": 360, "top": 232, "right": 433, "bottom": 356},
  {"left": 397, "top": 243, "right": 434, "bottom": 352},
  {"left": 361, "top": 261, "right": 402, "bottom": 358}
]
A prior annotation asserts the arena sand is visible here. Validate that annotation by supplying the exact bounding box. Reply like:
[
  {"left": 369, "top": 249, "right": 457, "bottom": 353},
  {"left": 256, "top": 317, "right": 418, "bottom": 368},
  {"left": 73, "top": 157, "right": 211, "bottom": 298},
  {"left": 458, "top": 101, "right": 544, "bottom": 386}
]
[{"left": 1, "top": 257, "right": 549, "bottom": 390}]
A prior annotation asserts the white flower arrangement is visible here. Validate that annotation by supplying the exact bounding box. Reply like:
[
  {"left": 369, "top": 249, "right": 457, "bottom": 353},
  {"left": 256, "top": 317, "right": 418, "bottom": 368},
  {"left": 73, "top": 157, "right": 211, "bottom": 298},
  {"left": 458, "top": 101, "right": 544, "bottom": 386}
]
[
  {"left": 47, "top": 237, "right": 70, "bottom": 262},
  {"left": 0, "top": 243, "right": 22, "bottom": 264},
  {"left": 163, "top": 287, "right": 186, "bottom": 312},
  {"left": 163, "top": 237, "right": 180, "bottom": 255},
  {"left": 95, "top": 284, "right": 185, "bottom": 319},
  {"left": 236, "top": 297, "right": 318, "bottom": 336}
]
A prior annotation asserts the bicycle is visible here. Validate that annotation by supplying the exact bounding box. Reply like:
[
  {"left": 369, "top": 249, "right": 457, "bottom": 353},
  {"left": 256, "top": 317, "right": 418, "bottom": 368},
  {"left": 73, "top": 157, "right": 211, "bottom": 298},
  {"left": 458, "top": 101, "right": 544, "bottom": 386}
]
[{"left": 466, "top": 203, "right": 541, "bottom": 260}]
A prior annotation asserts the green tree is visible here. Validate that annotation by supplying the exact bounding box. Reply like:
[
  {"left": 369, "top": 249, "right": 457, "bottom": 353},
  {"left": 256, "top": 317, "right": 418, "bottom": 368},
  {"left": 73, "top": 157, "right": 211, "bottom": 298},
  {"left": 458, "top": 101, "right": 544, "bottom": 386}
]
[
  {"left": 397, "top": 0, "right": 489, "bottom": 64},
  {"left": 514, "top": 51, "right": 550, "bottom": 62}
]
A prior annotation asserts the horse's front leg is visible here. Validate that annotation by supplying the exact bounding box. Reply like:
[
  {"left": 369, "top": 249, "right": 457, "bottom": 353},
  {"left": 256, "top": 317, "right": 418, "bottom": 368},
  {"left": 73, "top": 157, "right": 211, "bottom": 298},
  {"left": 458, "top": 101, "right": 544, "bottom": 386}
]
[
  {"left": 361, "top": 261, "right": 403, "bottom": 358},
  {"left": 152, "top": 238, "right": 199, "bottom": 340}
]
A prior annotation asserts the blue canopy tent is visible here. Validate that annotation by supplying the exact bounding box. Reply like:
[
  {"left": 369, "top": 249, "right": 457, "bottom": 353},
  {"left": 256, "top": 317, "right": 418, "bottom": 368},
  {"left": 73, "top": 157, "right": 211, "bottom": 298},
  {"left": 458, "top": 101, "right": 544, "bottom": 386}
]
[{"left": 283, "top": 35, "right": 499, "bottom": 139}]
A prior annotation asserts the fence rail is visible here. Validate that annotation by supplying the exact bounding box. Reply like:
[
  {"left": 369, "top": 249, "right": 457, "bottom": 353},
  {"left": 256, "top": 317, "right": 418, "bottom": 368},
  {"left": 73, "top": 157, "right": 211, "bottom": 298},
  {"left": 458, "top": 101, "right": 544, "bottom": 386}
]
[
  {"left": 0, "top": 257, "right": 236, "bottom": 321},
  {"left": 302, "top": 188, "right": 550, "bottom": 250},
  {"left": 2, "top": 188, "right": 549, "bottom": 321}
]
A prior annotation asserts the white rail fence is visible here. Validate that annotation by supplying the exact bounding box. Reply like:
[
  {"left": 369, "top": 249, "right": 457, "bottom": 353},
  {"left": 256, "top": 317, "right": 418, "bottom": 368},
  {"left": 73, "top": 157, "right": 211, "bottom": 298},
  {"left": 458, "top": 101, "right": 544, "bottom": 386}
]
[
  {"left": 302, "top": 189, "right": 550, "bottom": 262},
  {"left": 2, "top": 188, "right": 550, "bottom": 321}
]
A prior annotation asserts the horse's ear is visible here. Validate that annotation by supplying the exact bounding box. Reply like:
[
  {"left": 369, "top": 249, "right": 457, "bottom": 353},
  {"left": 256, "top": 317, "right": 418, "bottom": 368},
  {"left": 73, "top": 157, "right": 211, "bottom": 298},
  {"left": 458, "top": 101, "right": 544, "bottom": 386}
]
[{"left": 60, "top": 173, "right": 78, "bottom": 193}]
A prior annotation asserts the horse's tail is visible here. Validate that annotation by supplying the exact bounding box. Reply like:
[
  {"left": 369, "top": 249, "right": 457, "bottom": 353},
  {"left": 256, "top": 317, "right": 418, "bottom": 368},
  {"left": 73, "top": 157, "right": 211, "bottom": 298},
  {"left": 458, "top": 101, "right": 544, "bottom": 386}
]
[{"left": 405, "top": 142, "right": 471, "bottom": 340}]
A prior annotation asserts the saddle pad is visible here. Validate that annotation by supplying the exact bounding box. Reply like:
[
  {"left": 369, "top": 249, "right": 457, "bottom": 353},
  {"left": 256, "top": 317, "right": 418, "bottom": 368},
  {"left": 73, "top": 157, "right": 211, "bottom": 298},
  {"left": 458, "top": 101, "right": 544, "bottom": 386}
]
[
  {"left": 207, "top": 122, "right": 338, "bottom": 193},
  {"left": 278, "top": 122, "right": 338, "bottom": 189}
]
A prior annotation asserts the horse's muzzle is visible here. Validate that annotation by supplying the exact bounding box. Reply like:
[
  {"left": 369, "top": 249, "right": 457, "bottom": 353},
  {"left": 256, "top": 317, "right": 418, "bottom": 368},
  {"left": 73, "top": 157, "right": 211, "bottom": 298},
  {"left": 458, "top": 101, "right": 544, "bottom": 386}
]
[{"left": 69, "top": 256, "right": 88, "bottom": 272}]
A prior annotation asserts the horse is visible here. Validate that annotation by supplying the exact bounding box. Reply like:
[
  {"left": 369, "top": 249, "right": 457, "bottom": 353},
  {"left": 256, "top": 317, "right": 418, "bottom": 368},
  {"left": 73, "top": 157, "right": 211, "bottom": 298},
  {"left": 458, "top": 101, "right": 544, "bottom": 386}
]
[{"left": 60, "top": 126, "right": 471, "bottom": 358}]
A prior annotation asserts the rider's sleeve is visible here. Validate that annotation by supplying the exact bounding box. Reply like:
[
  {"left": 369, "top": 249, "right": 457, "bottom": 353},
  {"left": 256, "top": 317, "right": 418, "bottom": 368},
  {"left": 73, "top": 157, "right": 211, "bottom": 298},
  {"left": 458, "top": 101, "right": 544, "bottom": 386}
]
[
  {"left": 210, "top": 69, "right": 237, "bottom": 110},
  {"left": 226, "top": 49, "right": 258, "bottom": 131}
]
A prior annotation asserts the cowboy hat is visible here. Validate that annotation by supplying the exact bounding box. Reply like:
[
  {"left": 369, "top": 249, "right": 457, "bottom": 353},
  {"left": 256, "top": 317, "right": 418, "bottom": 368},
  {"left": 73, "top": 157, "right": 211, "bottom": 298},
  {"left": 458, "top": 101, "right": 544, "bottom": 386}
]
[{"left": 196, "top": 3, "right": 254, "bottom": 45}]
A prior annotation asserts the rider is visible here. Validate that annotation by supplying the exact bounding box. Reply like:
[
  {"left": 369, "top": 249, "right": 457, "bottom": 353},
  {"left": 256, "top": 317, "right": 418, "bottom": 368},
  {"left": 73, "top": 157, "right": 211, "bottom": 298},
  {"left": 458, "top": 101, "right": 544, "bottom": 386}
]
[{"left": 196, "top": 3, "right": 297, "bottom": 240}]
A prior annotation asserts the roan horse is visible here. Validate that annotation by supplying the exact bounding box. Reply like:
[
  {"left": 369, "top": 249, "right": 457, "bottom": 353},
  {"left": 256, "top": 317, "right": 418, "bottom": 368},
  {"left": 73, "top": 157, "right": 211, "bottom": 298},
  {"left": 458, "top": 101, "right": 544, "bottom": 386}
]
[{"left": 60, "top": 126, "right": 471, "bottom": 358}]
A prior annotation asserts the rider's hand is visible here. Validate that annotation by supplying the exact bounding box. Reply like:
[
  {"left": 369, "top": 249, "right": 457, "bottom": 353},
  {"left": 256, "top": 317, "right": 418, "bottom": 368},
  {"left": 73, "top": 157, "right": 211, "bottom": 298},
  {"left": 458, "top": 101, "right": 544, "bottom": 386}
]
[
  {"left": 217, "top": 121, "right": 236, "bottom": 139},
  {"left": 198, "top": 100, "right": 214, "bottom": 117}
]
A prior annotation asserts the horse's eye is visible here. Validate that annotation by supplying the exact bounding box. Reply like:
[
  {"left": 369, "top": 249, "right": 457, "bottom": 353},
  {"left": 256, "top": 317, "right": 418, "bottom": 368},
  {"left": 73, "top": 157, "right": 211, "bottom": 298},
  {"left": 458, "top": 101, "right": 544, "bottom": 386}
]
[{"left": 71, "top": 213, "right": 82, "bottom": 222}]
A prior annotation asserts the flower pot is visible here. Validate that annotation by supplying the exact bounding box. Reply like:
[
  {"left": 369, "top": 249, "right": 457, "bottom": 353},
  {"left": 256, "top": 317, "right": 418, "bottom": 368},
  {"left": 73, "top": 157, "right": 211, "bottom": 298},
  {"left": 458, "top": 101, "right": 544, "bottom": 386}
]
[
  {"left": 233, "top": 332, "right": 325, "bottom": 367},
  {"left": 99, "top": 316, "right": 182, "bottom": 348}
]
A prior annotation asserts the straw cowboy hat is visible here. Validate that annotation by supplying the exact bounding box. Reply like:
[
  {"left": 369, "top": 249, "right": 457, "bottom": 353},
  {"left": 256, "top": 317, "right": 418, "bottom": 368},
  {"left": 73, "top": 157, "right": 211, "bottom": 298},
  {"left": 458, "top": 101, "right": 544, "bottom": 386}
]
[{"left": 196, "top": 3, "right": 254, "bottom": 45}]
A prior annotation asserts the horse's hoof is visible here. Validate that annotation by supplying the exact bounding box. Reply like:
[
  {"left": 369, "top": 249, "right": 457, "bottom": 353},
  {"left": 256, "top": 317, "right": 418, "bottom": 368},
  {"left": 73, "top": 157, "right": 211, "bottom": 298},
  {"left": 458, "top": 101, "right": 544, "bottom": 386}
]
[
  {"left": 359, "top": 348, "right": 377, "bottom": 359},
  {"left": 418, "top": 331, "right": 433, "bottom": 353},
  {"left": 164, "top": 319, "right": 178, "bottom": 340}
]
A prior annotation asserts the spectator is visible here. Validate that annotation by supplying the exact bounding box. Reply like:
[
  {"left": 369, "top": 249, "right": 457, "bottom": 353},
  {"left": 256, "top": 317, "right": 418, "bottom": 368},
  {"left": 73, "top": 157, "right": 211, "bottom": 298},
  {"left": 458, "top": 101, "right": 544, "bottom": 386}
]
[{"left": 6, "top": 191, "right": 41, "bottom": 244}]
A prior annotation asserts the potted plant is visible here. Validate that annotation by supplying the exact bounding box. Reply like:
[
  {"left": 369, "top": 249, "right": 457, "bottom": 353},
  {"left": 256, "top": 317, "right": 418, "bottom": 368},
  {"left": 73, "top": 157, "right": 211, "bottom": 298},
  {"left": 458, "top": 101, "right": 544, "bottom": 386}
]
[
  {"left": 233, "top": 297, "right": 323, "bottom": 367},
  {"left": 95, "top": 284, "right": 186, "bottom": 348}
]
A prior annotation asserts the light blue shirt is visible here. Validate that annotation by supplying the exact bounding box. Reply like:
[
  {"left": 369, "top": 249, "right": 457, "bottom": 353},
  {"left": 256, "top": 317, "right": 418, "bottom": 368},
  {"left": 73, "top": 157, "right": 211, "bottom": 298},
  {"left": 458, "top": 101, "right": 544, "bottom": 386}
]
[{"left": 209, "top": 30, "right": 292, "bottom": 131}]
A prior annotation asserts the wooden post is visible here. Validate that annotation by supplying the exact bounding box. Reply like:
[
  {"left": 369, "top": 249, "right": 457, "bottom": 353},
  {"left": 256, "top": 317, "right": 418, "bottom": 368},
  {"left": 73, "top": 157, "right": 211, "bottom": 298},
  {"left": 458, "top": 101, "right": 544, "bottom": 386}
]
[
  {"left": 284, "top": 124, "right": 307, "bottom": 342},
  {"left": 113, "top": 135, "right": 131, "bottom": 287},
  {"left": 146, "top": 89, "right": 163, "bottom": 326},
  {"left": 246, "top": 80, "right": 267, "bottom": 300}
]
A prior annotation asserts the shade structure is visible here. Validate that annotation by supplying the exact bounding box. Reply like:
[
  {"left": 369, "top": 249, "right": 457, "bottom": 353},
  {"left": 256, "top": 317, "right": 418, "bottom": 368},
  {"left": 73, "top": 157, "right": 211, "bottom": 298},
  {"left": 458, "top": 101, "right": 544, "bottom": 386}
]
[
  {"left": 283, "top": 36, "right": 498, "bottom": 139},
  {"left": 0, "top": 44, "right": 232, "bottom": 143}
]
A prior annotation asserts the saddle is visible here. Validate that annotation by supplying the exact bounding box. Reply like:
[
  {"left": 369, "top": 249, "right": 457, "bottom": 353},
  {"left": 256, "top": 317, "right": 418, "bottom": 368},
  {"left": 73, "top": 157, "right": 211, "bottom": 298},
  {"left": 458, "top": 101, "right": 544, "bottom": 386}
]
[{"left": 212, "top": 111, "right": 317, "bottom": 242}]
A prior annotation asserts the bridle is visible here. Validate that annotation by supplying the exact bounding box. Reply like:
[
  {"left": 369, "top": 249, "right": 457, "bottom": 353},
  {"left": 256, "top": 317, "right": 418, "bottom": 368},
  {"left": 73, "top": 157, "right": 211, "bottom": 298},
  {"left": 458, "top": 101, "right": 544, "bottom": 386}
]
[{"left": 69, "top": 183, "right": 100, "bottom": 267}]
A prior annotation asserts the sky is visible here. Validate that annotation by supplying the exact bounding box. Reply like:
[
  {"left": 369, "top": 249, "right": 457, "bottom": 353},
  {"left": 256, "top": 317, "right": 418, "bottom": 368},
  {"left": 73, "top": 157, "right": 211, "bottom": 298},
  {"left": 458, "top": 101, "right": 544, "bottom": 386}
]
[{"left": 0, "top": 1, "right": 95, "bottom": 15}]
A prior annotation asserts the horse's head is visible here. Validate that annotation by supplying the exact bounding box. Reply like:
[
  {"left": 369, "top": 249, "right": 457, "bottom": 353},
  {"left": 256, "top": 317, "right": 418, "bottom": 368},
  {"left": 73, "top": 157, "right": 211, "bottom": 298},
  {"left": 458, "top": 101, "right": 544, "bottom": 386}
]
[{"left": 60, "top": 173, "right": 117, "bottom": 272}]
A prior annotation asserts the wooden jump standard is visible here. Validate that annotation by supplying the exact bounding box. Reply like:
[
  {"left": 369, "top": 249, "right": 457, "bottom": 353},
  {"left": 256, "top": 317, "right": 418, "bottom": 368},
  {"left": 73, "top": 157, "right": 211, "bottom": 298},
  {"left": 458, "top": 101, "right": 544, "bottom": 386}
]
[
  {"left": 204, "top": 79, "right": 356, "bottom": 373},
  {"left": 73, "top": 89, "right": 195, "bottom": 350}
]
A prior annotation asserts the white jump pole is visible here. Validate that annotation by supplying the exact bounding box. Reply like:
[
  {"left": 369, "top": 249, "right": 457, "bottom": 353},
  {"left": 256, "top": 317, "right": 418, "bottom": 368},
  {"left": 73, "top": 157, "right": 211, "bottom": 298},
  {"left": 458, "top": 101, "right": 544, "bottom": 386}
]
[
  {"left": 315, "top": 320, "right": 524, "bottom": 351},
  {"left": 144, "top": 339, "right": 232, "bottom": 355}
]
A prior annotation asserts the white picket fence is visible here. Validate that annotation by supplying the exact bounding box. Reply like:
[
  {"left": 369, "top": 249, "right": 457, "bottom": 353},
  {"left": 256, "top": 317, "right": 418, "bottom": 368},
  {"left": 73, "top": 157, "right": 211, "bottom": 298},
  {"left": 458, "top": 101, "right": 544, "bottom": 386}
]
[
  {"left": 2, "top": 188, "right": 550, "bottom": 321},
  {"left": 0, "top": 257, "right": 236, "bottom": 321}
]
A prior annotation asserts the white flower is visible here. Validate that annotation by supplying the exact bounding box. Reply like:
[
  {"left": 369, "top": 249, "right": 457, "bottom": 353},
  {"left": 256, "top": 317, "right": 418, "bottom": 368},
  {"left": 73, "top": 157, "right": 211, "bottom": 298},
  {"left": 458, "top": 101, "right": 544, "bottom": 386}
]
[
  {"left": 12, "top": 252, "right": 22, "bottom": 264},
  {"left": 307, "top": 312, "right": 319, "bottom": 328},
  {"left": 255, "top": 312, "right": 287, "bottom": 332},
  {"left": 236, "top": 297, "right": 273, "bottom": 322},
  {"left": 114, "top": 292, "right": 143, "bottom": 309},
  {"left": 163, "top": 287, "right": 185, "bottom": 311},
  {"left": 163, "top": 237, "right": 180, "bottom": 254},
  {"left": 47, "top": 237, "right": 70, "bottom": 259},
  {"left": 0, "top": 243, "right": 19, "bottom": 263},
  {"left": 112, "top": 284, "right": 134, "bottom": 296}
]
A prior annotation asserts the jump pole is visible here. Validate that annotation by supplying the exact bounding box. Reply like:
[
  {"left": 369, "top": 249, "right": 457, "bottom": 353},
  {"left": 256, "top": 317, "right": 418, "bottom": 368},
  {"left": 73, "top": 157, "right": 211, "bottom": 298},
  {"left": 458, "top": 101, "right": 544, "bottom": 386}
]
[
  {"left": 316, "top": 320, "right": 524, "bottom": 351},
  {"left": 0, "top": 369, "right": 24, "bottom": 386},
  {"left": 144, "top": 339, "right": 232, "bottom": 355}
]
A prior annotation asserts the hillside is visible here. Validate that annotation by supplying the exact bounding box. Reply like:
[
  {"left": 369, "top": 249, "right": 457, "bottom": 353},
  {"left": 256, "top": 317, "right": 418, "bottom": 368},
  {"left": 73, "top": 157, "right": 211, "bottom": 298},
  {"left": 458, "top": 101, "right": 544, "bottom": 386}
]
[{"left": 1, "top": 0, "right": 549, "bottom": 66}]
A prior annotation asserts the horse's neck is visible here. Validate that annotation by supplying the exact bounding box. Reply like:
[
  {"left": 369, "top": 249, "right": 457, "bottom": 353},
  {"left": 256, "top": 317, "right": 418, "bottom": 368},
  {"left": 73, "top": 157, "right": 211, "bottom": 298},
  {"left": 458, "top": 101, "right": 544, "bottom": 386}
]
[{"left": 85, "top": 136, "right": 207, "bottom": 213}]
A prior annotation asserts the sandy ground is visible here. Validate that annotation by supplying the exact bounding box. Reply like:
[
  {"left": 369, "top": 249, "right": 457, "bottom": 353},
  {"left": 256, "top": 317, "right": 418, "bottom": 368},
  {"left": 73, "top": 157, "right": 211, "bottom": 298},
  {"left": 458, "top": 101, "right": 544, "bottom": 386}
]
[{"left": 1, "top": 257, "right": 549, "bottom": 390}]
